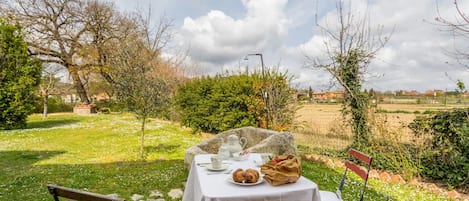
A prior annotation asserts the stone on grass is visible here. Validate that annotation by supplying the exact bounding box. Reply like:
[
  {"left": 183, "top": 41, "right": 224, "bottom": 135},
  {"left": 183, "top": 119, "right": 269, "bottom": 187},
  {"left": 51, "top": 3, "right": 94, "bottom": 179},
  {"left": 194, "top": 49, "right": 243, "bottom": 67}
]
[
  {"left": 149, "top": 190, "right": 163, "bottom": 198},
  {"left": 427, "top": 184, "right": 440, "bottom": 194},
  {"left": 409, "top": 178, "right": 419, "bottom": 186},
  {"left": 447, "top": 190, "right": 461, "bottom": 200},
  {"left": 185, "top": 127, "right": 298, "bottom": 169},
  {"left": 168, "top": 189, "right": 183, "bottom": 199},
  {"left": 106, "top": 193, "right": 120, "bottom": 198},
  {"left": 390, "top": 174, "right": 406, "bottom": 184},
  {"left": 324, "top": 158, "right": 334, "bottom": 167},
  {"left": 304, "top": 154, "right": 319, "bottom": 161},
  {"left": 368, "top": 170, "right": 379, "bottom": 178},
  {"left": 333, "top": 160, "right": 343, "bottom": 168},
  {"left": 379, "top": 172, "right": 391, "bottom": 182},
  {"left": 131, "top": 194, "right": 144, "bottom": 201}
]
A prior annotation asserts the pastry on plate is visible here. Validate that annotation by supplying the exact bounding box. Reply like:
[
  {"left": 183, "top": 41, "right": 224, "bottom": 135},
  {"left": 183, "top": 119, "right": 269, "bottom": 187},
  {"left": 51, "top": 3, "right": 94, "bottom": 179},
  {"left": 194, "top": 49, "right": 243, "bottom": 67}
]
[
  {"left": 232, "top": 168, "right": 245, "bottom": 183},
  {"left": 244, "top": 169, "right": 259, "bottom": 183}
]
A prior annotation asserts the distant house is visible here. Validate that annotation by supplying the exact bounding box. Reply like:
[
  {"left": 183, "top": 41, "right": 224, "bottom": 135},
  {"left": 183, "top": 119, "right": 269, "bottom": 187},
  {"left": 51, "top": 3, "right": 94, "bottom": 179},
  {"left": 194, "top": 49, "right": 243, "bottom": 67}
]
[
  {"left": 464, "top": 91, "right": 469, "bottom": 98},
  {"left": 312, "top": 91, "right": 344, "bottom": 102},
  {"left": 424, "top": 89, "right": 445, "bottom": 96},
  {"left": 94, "top": 92, "right": 110, "bottom": 101},
  {"left": 396, "top": 90, "right": 420, "bottom": 96}
]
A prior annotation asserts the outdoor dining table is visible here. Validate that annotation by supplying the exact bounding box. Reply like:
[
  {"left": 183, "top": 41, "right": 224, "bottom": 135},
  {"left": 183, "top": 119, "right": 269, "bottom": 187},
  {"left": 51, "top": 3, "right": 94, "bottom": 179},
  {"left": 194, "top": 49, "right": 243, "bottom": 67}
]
[{"left": 182, "top": 153, "right": 321, "bottom": 201}]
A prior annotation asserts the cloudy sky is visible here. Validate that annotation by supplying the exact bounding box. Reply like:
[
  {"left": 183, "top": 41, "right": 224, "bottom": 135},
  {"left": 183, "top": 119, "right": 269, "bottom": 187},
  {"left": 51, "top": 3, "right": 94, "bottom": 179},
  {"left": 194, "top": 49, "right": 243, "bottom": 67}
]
[{"left": 115, "top": 0, "right": 469, "bottom": 92}]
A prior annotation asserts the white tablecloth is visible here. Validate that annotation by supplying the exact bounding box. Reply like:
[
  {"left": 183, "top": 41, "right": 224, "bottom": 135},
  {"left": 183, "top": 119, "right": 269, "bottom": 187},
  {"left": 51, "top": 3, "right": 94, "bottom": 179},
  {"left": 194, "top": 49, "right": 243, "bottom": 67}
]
[{"left": 182, "top": 153, "right": 321, "bottom": 201}]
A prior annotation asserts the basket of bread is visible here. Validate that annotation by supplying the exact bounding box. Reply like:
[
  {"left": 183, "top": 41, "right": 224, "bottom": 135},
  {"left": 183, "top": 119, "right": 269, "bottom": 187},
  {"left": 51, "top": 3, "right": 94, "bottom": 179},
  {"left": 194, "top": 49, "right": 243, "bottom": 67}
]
[{"left": 260, "top": 155, "right": 301, "bottom": 186}]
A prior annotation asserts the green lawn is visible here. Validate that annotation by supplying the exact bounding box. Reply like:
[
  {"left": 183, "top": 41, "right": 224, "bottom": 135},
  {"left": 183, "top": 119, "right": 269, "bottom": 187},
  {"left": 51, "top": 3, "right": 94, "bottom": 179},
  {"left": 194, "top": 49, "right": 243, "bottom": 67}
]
[{"left": 0, "top": 113, "right": 451, "bottom": 200}]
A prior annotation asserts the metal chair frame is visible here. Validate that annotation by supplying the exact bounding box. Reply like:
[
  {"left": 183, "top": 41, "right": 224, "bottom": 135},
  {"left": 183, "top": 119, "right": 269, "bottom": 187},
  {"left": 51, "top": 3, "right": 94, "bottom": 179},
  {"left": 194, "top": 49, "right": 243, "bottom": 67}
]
[{"left": 336, "top": 148, "right": 373, "bottom": 201}]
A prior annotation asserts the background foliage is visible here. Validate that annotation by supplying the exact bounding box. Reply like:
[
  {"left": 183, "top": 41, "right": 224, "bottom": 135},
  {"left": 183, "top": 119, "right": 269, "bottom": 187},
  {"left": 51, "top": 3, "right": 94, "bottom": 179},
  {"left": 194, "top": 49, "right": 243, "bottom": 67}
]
[
  {"left": 33, "top": 96, "right": 73, "bottom": 113},
  {"left": 175, "top": 71, "right": 295, "bottom": 133},
  {"left": 0, "top": 19, "right": 41, "bottom": 129},
  {"left": 410, "top": 108, "right": 469, "bottom": 189}
]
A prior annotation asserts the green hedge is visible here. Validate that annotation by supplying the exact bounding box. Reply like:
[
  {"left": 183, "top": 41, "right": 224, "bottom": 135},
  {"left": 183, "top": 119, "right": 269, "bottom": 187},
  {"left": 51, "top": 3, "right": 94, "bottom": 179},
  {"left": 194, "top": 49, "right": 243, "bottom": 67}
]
[
  {"left": 33, "top": 96, "right": 73, "bottom": 113},
  {"left": 175, "top": 71, "right": 294, "bottom": 133},
  {"left": 410, "top": 108, "right": 469, "bottom": 189},
  {"left": 175, "top": 74, "right": 256, "bottom": 133}
]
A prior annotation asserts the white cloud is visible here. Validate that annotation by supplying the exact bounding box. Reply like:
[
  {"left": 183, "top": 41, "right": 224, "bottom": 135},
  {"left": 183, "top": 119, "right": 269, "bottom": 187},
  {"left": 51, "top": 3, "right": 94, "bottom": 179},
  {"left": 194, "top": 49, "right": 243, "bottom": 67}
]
[
  {"left": 157, "top": 0, "right": 469, "bottom": 91},
  {"left": 292, "top": 0, "right": 469, "bottom": 91},
  {"left": 177, "top": 0, "right": 289, "bottom": 66}
]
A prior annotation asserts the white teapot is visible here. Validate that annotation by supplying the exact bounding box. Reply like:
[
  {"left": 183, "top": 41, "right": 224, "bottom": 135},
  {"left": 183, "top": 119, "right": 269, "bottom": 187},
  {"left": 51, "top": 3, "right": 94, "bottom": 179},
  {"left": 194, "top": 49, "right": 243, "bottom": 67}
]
[{"left": 226, "top": 134, "right": 247, "bottom": 157}]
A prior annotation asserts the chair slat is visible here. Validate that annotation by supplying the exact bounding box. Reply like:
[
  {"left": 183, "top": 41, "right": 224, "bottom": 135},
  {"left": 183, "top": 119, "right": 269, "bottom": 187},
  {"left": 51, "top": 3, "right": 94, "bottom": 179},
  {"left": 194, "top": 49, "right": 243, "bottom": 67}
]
[
  {"left": 47, "top": 185, "right": 125, "bottom": 201},
  {"left": 348, "top": 149, "right": 372, "bottom": 165},
  {"left": 345, "top": 161, "right": 368, "bottom": 180}
]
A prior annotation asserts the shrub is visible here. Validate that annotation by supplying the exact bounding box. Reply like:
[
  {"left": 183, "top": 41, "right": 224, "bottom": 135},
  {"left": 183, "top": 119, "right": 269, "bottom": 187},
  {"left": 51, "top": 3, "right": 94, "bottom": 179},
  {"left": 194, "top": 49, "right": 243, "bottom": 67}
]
[
  {"left": 409, "top": 108, "right": 469, "bottom": 189},
  {"left": 33, "top": 96, "right": 73, "bottom": 113},
  {"left": 175, "top": 71, "right": 295, "bottom": 133},
  {"left": 95, "top": 100, "right": 126, "bottom": 113},
  {"left": 366, "top": 112, "right": 421, "bottom": 180},
  {"left": 175, "top": 74, "right": 255, "bottom": 133},
  {"left": 0, "top": 20, "right": 42, "bottom": 129}
]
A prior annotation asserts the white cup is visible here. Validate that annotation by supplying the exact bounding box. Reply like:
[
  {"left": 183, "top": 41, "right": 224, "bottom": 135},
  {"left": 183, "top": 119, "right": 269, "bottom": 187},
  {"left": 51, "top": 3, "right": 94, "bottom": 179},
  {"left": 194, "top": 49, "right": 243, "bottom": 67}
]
[{"left": 211, "top": 155, "right": 223, "bottom": 169}]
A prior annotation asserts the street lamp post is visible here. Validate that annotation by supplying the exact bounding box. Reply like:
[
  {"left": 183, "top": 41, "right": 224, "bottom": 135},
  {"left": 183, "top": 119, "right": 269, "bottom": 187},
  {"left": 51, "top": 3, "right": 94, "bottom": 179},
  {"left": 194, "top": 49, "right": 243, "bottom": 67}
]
[{"left": 245, "top": 53, "right": 269, "bottom": 129}]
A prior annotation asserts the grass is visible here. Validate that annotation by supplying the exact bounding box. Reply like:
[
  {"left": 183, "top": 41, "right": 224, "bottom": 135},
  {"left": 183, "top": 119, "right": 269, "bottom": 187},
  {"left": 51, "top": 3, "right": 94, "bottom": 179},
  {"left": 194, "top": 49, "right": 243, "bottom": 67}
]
[
  {"left": 0, "top": 113, "right": 452, "bottom": 200},
  {"left": 303, "top": 161, "right": 449, "bottom": 201},
  {"left": 0, "top": 113, "right": 203, "bottom": 200}
]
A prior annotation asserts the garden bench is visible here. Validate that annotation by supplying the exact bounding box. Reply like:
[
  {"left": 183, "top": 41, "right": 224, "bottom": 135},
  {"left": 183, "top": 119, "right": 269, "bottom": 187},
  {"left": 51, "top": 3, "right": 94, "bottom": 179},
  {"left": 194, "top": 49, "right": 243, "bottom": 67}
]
[{"left": 47, "top": 184, "right": 125, "bottom": 201}]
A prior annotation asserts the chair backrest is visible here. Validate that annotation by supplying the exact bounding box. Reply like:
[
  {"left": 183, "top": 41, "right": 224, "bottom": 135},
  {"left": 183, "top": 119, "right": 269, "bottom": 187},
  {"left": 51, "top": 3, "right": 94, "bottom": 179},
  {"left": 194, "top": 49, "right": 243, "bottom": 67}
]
[
  {"left": 337, "top": 148, "right": 373, "bottom": 201},
  {"left": 47, "top": 184, "right": 126, "bottom": 201}
]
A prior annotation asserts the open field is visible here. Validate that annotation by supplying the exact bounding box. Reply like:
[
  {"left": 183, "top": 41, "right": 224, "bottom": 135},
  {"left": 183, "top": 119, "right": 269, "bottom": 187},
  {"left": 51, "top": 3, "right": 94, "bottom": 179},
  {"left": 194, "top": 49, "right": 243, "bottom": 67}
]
[
  {"left": 0, "top": 113, "right": 451, "bottom": 200},
  {"left": 292, "top": 103, "right": 468, "bottom": 152}
]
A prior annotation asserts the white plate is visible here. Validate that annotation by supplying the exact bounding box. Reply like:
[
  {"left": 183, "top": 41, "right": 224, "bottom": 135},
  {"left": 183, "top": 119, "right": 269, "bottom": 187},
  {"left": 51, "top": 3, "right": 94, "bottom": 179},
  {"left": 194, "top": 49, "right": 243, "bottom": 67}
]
[
  {"left": 253, "top": 160, "right": 265, "bottom": 167},
  {"left": 233, "top": 154, "right": 249, "bottom": 161},
  {"left": 206, "top": 164, "right": 229, "bottom": 171},
  {"left": 226, "top": 176, "right": 264, "bottom": 186}
]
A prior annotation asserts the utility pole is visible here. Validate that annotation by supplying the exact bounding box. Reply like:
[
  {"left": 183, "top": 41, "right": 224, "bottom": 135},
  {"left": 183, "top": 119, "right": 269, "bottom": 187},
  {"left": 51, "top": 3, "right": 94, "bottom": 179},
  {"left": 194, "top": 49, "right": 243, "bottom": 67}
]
[{"left": 245, "top": 53, "right": 269, "bottom": 129}]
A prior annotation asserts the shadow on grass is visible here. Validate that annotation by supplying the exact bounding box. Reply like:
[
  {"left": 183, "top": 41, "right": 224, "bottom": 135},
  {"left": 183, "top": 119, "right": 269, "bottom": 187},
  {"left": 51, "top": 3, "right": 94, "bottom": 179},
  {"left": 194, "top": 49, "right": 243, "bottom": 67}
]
[
  {"left": 302, "top": 160, "right": 398, "bottom": 201},
  {"left": 144, "top": 144, "right": 180, "bottom": 154},
  {"left": 26, "top": 119, "right": 79, "bottom": 129},
  {"left": 0, "top": 150, "right": 66, "bottom": 166},
  {"left": 0, "top": 150, "right": 187, "bottom": 201}
]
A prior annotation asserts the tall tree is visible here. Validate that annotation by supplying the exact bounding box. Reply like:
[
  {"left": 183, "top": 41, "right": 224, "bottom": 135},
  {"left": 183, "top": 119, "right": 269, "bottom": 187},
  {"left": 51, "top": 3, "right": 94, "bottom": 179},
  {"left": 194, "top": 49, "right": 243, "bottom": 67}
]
[
  {"left": 1, "top": 0, "right": 130, "bottom": 104},
  {"left": 2, "top": 0, "right": 92, "bottom": 103},
  {"left": 80, "top": 0, "right": 136, "bottom": 89},
  {"left": 0, "top": 19, "right": 42, "bottom": 129},
  {"left": 110, "top": 14, "right": 174, "bottom": 159},
  {"left": 306, "top": 1, "right": 390, "bottom": 149}
]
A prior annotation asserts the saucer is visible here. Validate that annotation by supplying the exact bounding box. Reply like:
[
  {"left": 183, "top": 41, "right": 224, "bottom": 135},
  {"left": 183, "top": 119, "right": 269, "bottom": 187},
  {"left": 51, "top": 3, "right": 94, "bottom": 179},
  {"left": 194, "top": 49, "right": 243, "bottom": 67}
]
[
  {"left": 233, "top": 154, "right": 249, "bottom": 161},
  {"left": 206, "top": 164, "right": 229, "bottom": 171}
]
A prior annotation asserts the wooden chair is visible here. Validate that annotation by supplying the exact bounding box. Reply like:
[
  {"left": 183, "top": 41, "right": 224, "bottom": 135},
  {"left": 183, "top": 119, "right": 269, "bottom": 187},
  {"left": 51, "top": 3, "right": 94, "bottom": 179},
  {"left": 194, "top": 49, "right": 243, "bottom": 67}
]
[
  {"left": 319, "top": 148, "right": 373, "bottom": 201},
  {"left": 47, "top": 184, "right": 125, "bottom": 201}
]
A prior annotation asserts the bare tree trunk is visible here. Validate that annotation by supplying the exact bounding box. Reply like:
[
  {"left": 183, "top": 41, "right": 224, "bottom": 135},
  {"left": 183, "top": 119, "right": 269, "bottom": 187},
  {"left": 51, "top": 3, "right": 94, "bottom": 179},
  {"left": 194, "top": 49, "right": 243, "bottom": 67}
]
[
  {"left": 140, "top": 116, "right": 146, "bottom": 160},
  {"left": 43, "top": 95, "right": 48, "bottom": 118},
  {"left": 70, "top": 70, "right": 90, "bottom": 104}
]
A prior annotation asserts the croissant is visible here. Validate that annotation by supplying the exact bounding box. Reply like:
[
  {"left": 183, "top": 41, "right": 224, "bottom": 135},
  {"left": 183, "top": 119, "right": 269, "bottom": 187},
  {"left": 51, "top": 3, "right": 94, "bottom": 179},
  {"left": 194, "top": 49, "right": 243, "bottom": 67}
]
[
  {"left": 244, "top": 169, "right": 259, "bottom": 183},
  {"left": 232, "top": 168, "right": 245, "bottom": 183}
]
